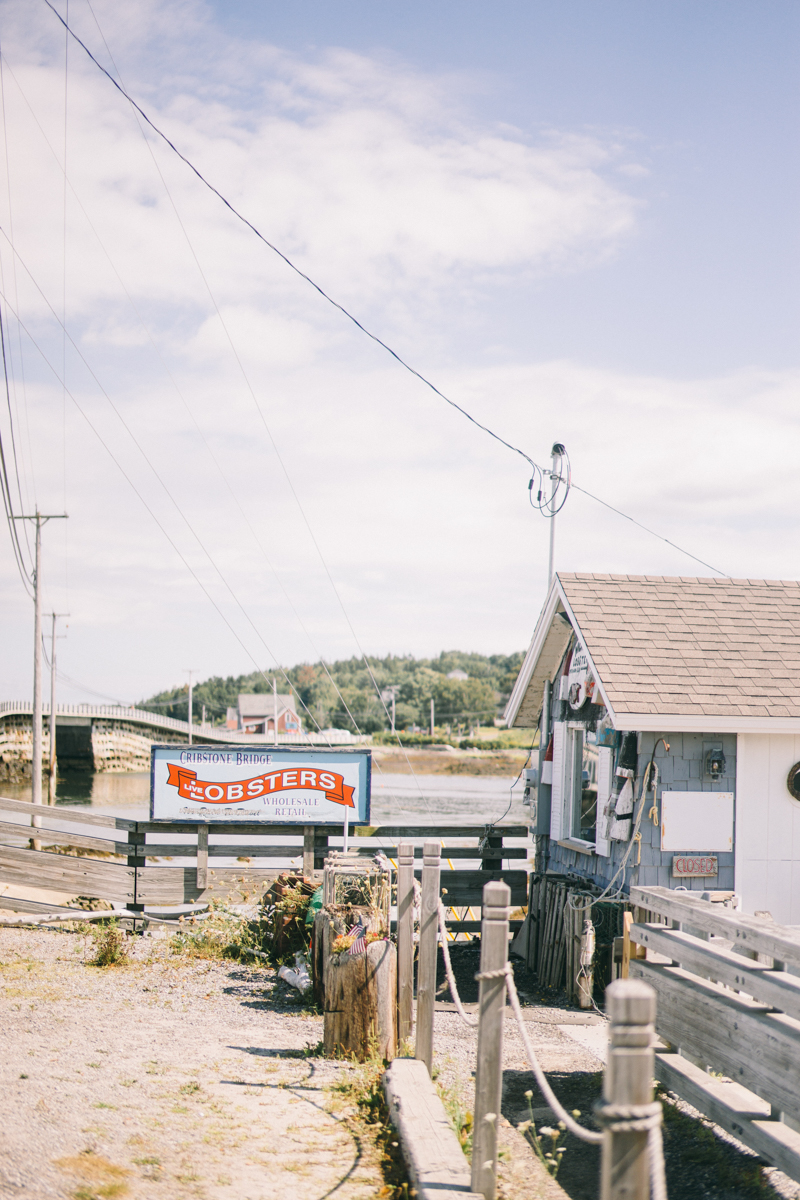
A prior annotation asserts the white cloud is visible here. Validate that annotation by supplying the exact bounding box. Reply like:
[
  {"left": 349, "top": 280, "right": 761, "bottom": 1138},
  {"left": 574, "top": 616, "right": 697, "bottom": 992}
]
[{"left": 2, "top": 1, "right": 792, "bottom": 706}]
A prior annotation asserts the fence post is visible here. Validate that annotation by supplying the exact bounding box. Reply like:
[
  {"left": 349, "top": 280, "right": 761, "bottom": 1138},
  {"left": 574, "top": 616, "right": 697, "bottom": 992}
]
[
  {"left": 415, "top": 840, "right": 440, "bottom": 1074},
  {"left": 471, "top": 880, "right": 510, "bottom": 1200},
  {"left": 600, "top": 978, "right": 656, "bottom": 1200},
  {"left": 196, "top": 824, "right": 208, "bottom": 890},
  {"left": 127, "top": 822, "right": 147, "bottom": 930},
  {"left": 397, "top": 841, "right": 415, "bottom": 1048},
  {"left": 303, "top": 825, "right": 316, "bottom": 878}
]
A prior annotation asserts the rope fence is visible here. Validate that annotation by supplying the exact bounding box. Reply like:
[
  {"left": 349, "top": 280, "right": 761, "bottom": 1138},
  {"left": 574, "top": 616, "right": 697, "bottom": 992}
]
[{"left": 400, "top": 840, "right": 667, "bottom": 1200}]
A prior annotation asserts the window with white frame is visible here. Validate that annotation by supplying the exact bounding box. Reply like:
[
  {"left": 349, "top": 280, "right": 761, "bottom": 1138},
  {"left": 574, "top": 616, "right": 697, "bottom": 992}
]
[{"left": 551, "top": 721, "right": 598, "bottom": 845}]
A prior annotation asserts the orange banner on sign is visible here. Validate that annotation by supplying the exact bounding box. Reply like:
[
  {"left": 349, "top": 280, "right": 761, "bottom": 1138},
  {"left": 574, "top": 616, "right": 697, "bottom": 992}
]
[{"left": 166, "top": 763, "right": 355, "bottom": 808}]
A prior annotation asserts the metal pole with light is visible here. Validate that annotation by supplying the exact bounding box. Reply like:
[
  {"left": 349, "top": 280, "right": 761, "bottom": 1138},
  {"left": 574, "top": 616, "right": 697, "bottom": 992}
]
[{"left": 547, "top": 443, "right": 565, "bottom": 588}]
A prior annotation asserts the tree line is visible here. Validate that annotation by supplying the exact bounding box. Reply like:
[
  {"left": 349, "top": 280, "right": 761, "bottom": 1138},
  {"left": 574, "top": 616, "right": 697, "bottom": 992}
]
[{"left": 140, "top": 649, "right": 524, "bottom": 734}]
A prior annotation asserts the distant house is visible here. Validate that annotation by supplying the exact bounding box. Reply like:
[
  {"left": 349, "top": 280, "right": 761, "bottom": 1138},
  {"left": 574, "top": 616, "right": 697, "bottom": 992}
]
[
  {"left": 225, "top": 693, "right": 301, "bottom": 736},
  {"left": 505, "top": 573, "right": 800, "bottom": 923},
  {"left": 446, "top": 669, "right": 469, "bottom": 681}
]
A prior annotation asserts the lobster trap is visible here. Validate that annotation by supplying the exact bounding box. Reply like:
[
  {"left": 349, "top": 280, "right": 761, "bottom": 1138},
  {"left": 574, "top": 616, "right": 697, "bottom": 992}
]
[{"left": 322, "top": 850, "right": 392, "bottom": 934}]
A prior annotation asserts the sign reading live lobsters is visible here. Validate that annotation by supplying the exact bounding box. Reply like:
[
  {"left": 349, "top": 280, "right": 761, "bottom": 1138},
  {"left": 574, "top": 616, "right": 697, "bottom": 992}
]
[{"left": 150, "top": 745, "right": 371, "bottom": 824}]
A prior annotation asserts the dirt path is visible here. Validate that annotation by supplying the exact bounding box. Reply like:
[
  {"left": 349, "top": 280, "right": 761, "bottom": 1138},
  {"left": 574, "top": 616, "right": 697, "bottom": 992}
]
[{"left": 0, "top": 928, "right": 383, "bottom": 1200}]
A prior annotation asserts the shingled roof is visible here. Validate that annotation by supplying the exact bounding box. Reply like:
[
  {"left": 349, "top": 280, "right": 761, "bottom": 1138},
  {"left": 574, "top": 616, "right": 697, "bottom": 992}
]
[{"left": 506, "top": 573, "right": 800, "bottom": 733}]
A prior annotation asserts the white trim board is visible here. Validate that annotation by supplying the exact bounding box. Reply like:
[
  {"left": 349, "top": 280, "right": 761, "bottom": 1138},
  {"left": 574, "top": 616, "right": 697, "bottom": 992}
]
[{"left": 613, "top": 713, "right": 800, "bottom": 734}]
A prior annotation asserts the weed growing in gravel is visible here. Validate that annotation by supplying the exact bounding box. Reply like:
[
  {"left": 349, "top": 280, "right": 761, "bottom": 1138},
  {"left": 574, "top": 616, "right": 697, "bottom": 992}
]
[
  {"left": 435, "top": 1079, "right": 473, "bottom": 1157},
  {"left": 330, "top": 1048, "right": 410, "bottom": 1199},
  {"left": 168, "top": 901, "right": 258, "bottom": 961},
  {"left": 518, "top": 1090, "right": 570, "bottom": 1179},
  {"left": 89, "top": 921, "right": 129, "bottom": 968}
]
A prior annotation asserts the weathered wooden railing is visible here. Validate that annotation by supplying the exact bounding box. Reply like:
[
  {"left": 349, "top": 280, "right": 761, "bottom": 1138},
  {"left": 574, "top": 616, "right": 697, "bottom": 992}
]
[
  {"left": 0, "top": 796, "right": 528, "bottom": 924},
  {"left": 391, "top": 868, "right": 664, "bottom": 1200},
  {"left": 628, "top": 884, "right": 800, "bottom": 1182}
]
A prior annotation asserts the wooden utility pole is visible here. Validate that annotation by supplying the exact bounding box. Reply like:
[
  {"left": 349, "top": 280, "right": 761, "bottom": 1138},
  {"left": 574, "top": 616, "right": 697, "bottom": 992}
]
[
  {"left": 13, "top": 511, "right": 67, "bottom": 807},
  {"left": 48, "top": 612, "right": 69, "bottom": 803},
  {"left": 430, "top": 697, "right": 434, "bottom": 736},
  {"left": 472, "top": 880, "right": 510, "bottom": 1200},
  {"left": 415, "top": 840, "right": 441, "bottom": 1074},
  {"left": 273, "top": 677, "right": 279, "bottom": 746},
  {"left": 185, "top": 669, "right": 198, "bottom": 745}
]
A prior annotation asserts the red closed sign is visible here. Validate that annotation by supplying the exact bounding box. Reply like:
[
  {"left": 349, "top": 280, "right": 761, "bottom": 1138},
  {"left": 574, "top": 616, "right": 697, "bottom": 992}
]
[{"left": 672, "top": 855, "right": 718, "bottom": 878}]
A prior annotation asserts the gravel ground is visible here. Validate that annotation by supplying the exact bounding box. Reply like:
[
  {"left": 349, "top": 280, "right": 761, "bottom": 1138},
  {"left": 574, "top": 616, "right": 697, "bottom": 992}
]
[
  {"left": 0, "top": 927, "right": 384, "bottom": 1200},
  {"left": 434, "top": 943, "right": 800, "bottom": 1200},
  {"left": 4, "top": 927, "right": 798, "bottom": 1200}
]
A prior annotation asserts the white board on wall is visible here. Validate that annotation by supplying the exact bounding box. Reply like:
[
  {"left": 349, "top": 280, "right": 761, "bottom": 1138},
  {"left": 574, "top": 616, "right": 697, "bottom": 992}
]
[{"left": 660, "top": 791, "right": 734, "bottom": 852}]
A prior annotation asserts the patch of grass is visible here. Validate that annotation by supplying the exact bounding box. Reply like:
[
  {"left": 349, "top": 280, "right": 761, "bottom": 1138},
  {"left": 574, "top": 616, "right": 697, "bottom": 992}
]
[
  {"left": 88, "top": 922, "right": 129, "bottom": 968},
  {"left": 435, "top": 1078, "right": 473, "bottom": 1157},
  {"left": 180, "top": 1081, "right": 201, "bottom": 1094},
  {"left": 56, "top": 1150, "right": 130, "bottom": 1200},
  {"left": 168, "top": 901, "right": 258, "bottom": 962},
  {"left": 330, "top": 1049, "right": 411, "bottom": 1199},
  {"left": 660, "top": 1089, "right": 777, "bottom": 1198}
]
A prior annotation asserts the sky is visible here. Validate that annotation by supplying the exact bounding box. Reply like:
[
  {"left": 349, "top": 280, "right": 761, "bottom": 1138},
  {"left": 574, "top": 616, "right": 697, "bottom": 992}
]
[{"left": 0, "top": 0, "right": 797, "bottom": 707}]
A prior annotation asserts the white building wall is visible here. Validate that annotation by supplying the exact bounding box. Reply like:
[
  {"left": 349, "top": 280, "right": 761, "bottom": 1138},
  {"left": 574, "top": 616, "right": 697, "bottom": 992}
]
[{"left": 736, "top": 733, "right": 800, "bottom": 923}]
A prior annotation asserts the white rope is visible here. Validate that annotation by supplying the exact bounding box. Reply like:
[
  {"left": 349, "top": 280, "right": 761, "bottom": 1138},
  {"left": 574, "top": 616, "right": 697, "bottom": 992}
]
[
  {"left": 433, "top": 902, "right": 667, "bottom": 1198},
  {"left": 437, "top": 899, "right": 478, "bottom": 1026}
]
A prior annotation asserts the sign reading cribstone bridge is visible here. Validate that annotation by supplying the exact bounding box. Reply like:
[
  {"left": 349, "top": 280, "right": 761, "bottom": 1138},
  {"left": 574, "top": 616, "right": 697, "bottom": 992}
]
[{"left": 151, "top": 744, "right": 371, "bottom": 824}]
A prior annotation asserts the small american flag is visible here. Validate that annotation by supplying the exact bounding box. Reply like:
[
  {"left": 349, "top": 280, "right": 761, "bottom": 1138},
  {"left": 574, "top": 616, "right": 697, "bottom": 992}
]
[{"left": 348, "top": 922, "right": 367, "bottom": 955}]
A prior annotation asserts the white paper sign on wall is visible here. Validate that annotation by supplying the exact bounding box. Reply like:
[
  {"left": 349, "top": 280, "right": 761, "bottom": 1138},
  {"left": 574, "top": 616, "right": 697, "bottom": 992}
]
[{"left": 660, "top": 791, "right": 734, "bottom": 853}]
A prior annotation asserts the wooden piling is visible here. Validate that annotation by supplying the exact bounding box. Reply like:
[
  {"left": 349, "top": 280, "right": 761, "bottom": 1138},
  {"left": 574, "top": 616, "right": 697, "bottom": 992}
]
[
  {"left": 600, "top": 978, "right": 656, "bottom": 1200},
  {"left": 303, "top": 825, "right": 316, "bottom": 878},
  {"left": 196, "top": 824, "right": 208, "bottom": 890},
  {"left": 471, "top": 880, "right": 510, "bottom": 1200},
  {"left": 396, "top": 841, "right": 415, "bottom": 1048},
  {"left": 415, "top": 840, "right": 440, "bottom": 1075}
]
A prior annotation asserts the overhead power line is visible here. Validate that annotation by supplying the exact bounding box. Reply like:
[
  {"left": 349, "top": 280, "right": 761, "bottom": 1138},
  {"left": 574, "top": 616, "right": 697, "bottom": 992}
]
[
  {"left": 45, "top": 0, "right": 728, "bottom": 578},
  {"left": 42, "top": 0, "right": 542, "bottom": 486}
]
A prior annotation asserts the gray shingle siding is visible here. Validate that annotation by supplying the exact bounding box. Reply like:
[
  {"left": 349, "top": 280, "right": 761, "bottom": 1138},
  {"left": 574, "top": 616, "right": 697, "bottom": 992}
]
[{"left": 546, "top": 730, "right": 736, "bottom": 894}]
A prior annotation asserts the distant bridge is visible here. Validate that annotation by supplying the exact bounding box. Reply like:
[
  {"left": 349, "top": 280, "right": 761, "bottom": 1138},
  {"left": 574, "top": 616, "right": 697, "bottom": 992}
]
[{"left": 0, "top": 701, "right": 361, "bottom": 778}]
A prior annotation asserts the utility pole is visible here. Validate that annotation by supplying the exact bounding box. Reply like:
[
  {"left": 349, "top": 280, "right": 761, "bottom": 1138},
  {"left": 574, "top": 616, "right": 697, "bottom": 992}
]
[
  {"left": 273, "top": 677, "right": 279, "bottom": 747},
  {"left": 430, "top": 697, "right": 434, "bottom": 737},
  {"left": 547, "top": 443, "right": 565, "bottom": 589},
  {"left": 185, "top": 669, "right": 198, "bottom": 745},
  {"left": 48, "top": 612, "right": 69, "bottom": 803},
  {"left": 391, "top": 690, "right": 396, "bottom": 734},
  {"left": 13, "top": 511, "right": 68, "bottom": 806}
]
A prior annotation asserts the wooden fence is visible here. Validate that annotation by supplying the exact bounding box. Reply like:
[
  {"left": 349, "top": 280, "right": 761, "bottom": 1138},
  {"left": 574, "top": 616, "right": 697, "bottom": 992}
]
[
  {"left": 627, "top": 884, "right": 800, "bottom": 1182},
  {"left": 0, "top": 795, "right": 528, "bottom": 926}
]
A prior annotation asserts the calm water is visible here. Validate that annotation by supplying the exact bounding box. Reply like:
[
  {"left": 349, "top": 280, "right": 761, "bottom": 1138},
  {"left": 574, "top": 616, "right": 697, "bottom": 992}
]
[{"left": 3, "top": 769, "right": 527, "bottom": 825}]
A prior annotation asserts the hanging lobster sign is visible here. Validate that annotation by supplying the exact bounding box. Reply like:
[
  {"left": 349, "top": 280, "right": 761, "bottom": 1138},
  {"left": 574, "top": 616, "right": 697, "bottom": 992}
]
[
  {"left": 566, "top": 640, "right": 597, "bottom": 710},
  {"left": 150, "top": 744, "right": 371, "bottom": 824}
]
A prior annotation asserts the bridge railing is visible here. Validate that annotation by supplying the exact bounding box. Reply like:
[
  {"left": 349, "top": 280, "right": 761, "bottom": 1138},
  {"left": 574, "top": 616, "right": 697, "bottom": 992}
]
[{"left": 0, "top": 701, "right": 362, "bottom": 745}]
